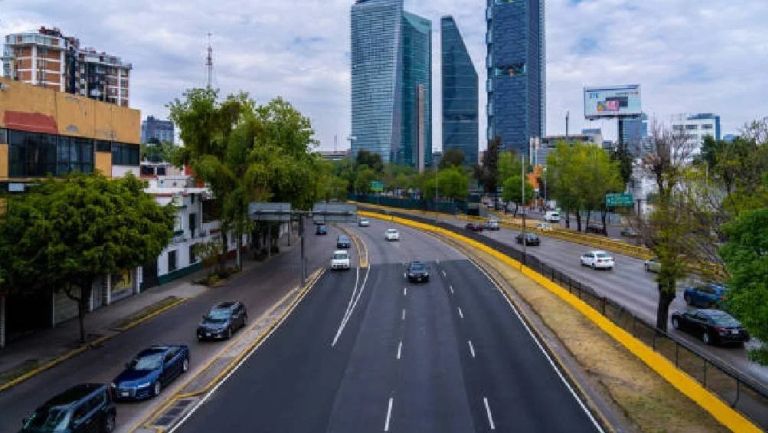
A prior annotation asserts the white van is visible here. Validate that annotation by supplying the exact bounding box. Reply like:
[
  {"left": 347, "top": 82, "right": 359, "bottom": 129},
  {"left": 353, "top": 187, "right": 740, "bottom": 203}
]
[{"left": 544, "top": 211, "right": 561, "bottom": 223}]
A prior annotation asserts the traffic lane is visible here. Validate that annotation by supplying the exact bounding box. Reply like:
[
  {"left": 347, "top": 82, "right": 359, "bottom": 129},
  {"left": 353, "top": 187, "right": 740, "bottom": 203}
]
[
  {"left": 440, "top": 258, "right": 601, "bottom": 433},
  {"left": 173, "top": 265, "right": 379, "bottom": 433},
  {"left": 0, "top": 228, "right": 336, "bottom": 433}
]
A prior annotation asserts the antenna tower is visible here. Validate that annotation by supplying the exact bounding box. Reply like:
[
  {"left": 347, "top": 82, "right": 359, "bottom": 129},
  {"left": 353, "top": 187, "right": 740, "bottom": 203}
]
[{"left": 206, "top": 33, "right": 213, "bottom": 89}]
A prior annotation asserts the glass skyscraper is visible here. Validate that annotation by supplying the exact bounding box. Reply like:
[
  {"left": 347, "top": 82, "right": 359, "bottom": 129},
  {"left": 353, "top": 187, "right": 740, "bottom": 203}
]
[
  {"left": 351, "top": 0, "right": 432, "bottom": 169},
  {"left": 441, "top": 16, "right": 478, "bottom": 166},
  {"left": 486, "top": 0, "right": 545, "bottom": 155}
]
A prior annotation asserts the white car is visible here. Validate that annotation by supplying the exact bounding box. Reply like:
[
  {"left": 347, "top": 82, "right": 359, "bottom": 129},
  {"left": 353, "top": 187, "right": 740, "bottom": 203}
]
[
  {"left": 330, "top": 250, "right": 351, "bottom": 270},
  {"left": 644, "top": 257, "right": 661, "bottom": 273},
  {"left": 544, "top": 211, "right": 561, "bottom": 223},
  {"left": 385, "top": 228, "right": 400, "bottom": 241},
  {"left": 580, "top": 250, "right": 615, "bottom": 270},
  {"left": 358, "top": 218, "right": 370, "bottom": 227}
]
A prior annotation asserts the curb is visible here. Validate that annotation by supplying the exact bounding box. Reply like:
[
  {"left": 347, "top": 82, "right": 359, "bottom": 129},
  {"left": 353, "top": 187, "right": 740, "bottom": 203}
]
[{"left": 0, "top": 298, "right": 188, "bottom": 394}]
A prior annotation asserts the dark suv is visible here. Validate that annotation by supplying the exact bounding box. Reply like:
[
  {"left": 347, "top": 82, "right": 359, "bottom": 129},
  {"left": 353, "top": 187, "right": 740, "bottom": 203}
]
[
  {"left": 336, "top": 235, "right": 351, "bottom": 249},
  {"left": 197, "top": 301, "right": 248, "bottom": 341},
  {"left": 21, "top": 383, "right": 116, "bottom": 433}
]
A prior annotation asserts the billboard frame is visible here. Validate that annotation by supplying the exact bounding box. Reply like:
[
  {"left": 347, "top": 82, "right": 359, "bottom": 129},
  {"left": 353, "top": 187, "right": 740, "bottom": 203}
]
[{"left": 584, "top": 84, "right": 642, "bottom": 120}]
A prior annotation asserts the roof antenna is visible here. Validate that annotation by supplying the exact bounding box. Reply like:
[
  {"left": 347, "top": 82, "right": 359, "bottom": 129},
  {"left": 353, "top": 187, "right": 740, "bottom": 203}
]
[{"left": 206, "top": 32, "right": 213, "bottom": 89}]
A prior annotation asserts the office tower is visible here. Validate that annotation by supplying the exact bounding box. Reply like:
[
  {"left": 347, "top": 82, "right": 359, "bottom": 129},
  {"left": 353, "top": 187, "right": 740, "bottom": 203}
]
[
  {"left": 142, "top": 116, "right": 175, "bottom": 145},
  {"left": 441, "top": 16, "right": 478, "bottom": 166},
  {"left": 618, "top": 113, "right": 648, "bottom": 157},
  {"left": 486, "top": 0, "right": 545, "bottom": 155},
  {"left": 671, "top": 113, "right": 721, "bottom": 154}
]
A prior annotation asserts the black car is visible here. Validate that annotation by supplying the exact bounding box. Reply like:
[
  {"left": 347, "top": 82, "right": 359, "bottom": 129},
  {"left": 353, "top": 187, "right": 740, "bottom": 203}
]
[
  {"left": 197, "top": 301, "right": 248, "bottom": 341},
  {"left": 515, "top": 232, "right": 540, "bottom": 246},
  {"left": 337, "top": 234, "right": 351, "bottom": 249},
  {"left": 585, "top": 224, "right": 607, "bottom": 235},
  {"left": 21, "top": 384, "right": 116, "bottom": 433},
  {"left": 315, "top": 224, "right": 328, "bottom": 235},
  {"left": 671, "top": 309, "right": 750, "bottom": 346},
  {"left": 465, "top": 222, "right": 484, "bottom": 232},
  {"left": 112, "top": 345, "right": 190, "bottom": 400},
  {"left": 406, "top": 261, "right": 430, "bottom": 283}
]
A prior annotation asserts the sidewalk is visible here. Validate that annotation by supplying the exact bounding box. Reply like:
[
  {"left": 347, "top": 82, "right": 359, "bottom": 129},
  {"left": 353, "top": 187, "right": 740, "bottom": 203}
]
[{"left": 0, "top": 236, "right": 292, "bottom": 391}]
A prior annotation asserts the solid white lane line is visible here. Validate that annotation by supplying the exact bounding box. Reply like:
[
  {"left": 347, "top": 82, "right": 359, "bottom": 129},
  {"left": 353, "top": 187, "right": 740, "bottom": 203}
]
[
  {"left": 384, "top": 397, "right": 394, "bottom": 431},
  {"left": 467, "top": 340, "right": 476, "bottom": 358},
  {"left": 483, "top": 397, "right": 496, "bottom": 430},
  {"left": 403, "top": 287, "right": 407, "bottom": 296},
  {"left": 442, "top": 270, "right": 447, "bottom": 277},
  {"left": 401, "top": 309, "right": 406, "bottom": 321},
  {"left": 449, "top": 285, "right": 454, "bottom": 294},
  {"left": 331, "top": 263, "right": 372, "bottom": 347},
  {"left": 458, "top": 307, "right": 464, "bottom": 319},
  {"left": 396, "top": 341, "right": 402, "bottom": 360}
]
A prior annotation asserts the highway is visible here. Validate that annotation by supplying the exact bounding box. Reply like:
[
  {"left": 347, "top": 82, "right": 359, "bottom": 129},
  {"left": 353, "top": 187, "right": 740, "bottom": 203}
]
[
  {"left": 172, "top": 219, "right": 603, "bottom": 433},
  {"left": 433, "top": 214, "right": 768, "bottom": 387}
]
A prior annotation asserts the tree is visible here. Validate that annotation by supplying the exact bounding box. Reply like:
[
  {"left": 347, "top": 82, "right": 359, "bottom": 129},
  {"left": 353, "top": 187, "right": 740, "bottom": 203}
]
[
  {"left": 423, "top": 167, "right": 469, "bottom": 201},
  {"left": 476, "top": 136, "right": 501, "bottom": 195},
  {"left": 611, "top": 141, "right": 634, "bottom": 187},
  {"left": 141, "top": 141, "right": 177, "bottom": 164},
  {"left": 354, "top": 165, "right": 377, "bottom": 194},
  {"left": 355, "top": 150, "right": 384, "bottom": 173},
  {"left": 439, "top": 148, "right": 465, "bottom": 169},
  {"left": 0, "top": 173, "right": 174, "bottom": 342},
  {"left": 502, "top": 175, "right": 535, "bottom": 217}
]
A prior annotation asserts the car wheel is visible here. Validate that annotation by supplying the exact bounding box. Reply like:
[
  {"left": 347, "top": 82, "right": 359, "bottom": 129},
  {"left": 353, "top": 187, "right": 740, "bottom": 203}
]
[
  {"left": 591, "top": 263, "right": 596, "bottom": 270},
  {"left": 702, "top": 331, "right": 711, "bottom": 345},
  {"left": 684, "top": 294, "right": 692, "bottom": 305},
  {"left": 227, "top": 328, "right": 233, "bottom": 339},
  {"left": 182, "top": 357, "right": 189, "bottom": 373},
  {"left": 153, "top": 381, "right": 162, "bottom": 397},
  {"left": 644, "top": 264, "right": 649, "bottom": 272},
  {"left": 671, "top": 317, "right": 679, "bottom": 329},
  {"left": 243, "top": 314, "right": 248, "bottom": 327},
  {"left": 103, "top": 412, "right": 116, "bottom": 433}
]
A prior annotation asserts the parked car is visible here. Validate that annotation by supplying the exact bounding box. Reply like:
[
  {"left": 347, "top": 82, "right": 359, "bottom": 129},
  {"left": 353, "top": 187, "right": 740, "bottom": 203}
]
[
  {"left": 406, "top": 261, "right": 430, "bottom": 283},
  {"left": 621, "top": 227, "right": 640, "bottom": 238},
  {"left": 336, "top": 234, "right": 351, "bottom": 249},
  {"left": 315, "top": 224, "right": 327, "bottom": 235},
  {"left": 197, "top": 301, "right": 248, "bottom": 341},
  {"left": 515, "top": 232, "right": 541, "bottom": 246},
  {"left": 385, "top": 228, "right": 400, "bottom": 241},
  {"left": 671, "top": 309, "right": 750, "bottom": 345},
  {"left": 331, "top": 250, "right": 351, "bottom": 271},
  {"left": 580, "top": 250, "right": 615, "bottom": 270},
  {"left": 544, "top": 211, "right": 560, "bottom": 223},
  {"left": 112, "top": 345, "right": 190, "bottom": 400},
  {"left": 536, "top": 222, "right": 553, "bottom": 232},
  {"left": 585, "top": 224, "right": 607, "bottom": 235},
  {"left": 358, "top": 218, "right": 370, "bottom": 227},
  {"left": 483, "top": 219, "right": 500, "bottom": 231},
  {"left": 21, "top": 384, "right": 116, "bottom": 433},
  {"left": 644, "top": 257, "right": 661, "bottom": 273},
  {"left": 683, "top": 284, "right": 727, "bottom": 308},
  {"left": 465, "top": 222, "right": 484, "bottom": 232}
]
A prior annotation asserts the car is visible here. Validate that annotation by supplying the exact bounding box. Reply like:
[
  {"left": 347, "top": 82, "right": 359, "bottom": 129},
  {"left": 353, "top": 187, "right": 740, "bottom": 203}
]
[
  {"left": 112, "top": 345, "right": 190, "bottom": 400},
  {"left": 515, "top": 232, "right": 541, "bottom": 246},
  {"left": 465, "top": 222, "right": 484, "bottom": 232},
  {"left": 483, "top": 219, "right": 500, "bottom": 231},
  {"left": 330, "top": 250, "right": 351, "bottom": 270},
  {"left": 544, "top": 211, "right": 560, "bottom": 223},
  {"left": 671, "top": 309, "right": 750, "bottom": 345},
  {"left": 644, "top": 257, "right": 661, "bottom": 273},
  {"left": 621, "top": 227, "right": 640, "bottom": 238},
  {"left": 21, "top": 384, "right": 116, "bottom": 433},
  {"left": 358, "top": 218, "right": 370, "bottom": 227},
  {"left": 336, "top": 234, "right": 351, "bottom": 249},
  {"left": 197, "top": 301, "right": 248, "bottom": 341},
  {"left": 406, "top": 261, "right": 430, "bottom": 283},
  {"left": 683, "top": 284, "right": 727, "bottom": 308},
  {"left": 536, "top": 222, "right": 553, "bottom": 231},
  {"left": 580, "top": 250, "right": 615, "bottom": 270},
  {"left": 585, "top": 224, "right": 607, "bottom": 235},
  {"left": 385, "top": 228, "right": 400, "bottom": 241},
  {"left": 315, "top": 224, "right": 327, "bottom": 235}
]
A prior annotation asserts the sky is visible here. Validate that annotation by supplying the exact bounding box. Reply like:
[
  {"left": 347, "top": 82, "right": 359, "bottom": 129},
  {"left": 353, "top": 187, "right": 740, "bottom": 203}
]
[{"left": 2, "top": 0, "right": 767, "bottom": 151}]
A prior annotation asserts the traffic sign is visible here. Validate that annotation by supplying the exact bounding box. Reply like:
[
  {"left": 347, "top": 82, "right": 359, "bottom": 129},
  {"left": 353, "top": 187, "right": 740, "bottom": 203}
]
[
  {"left": 370, "top": 180, "right": 384, "bottom": 193},
  {"left": 606, "top": 193, "right": 634, "bottom": 207}
]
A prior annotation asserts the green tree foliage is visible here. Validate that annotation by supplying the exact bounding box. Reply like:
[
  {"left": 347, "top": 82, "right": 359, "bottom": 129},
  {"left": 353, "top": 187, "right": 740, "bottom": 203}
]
[
  {"left": 611, "top": 141, "right": 634, "bottom": 186},
  {"left": 355, "top": 150, "right": 384, "bottom": 173},
  {"left": 476, "top": 136, "right": 501, "bottom": 194},
  {"left": 423, "top": 167, "right": 469, "bottom": 201},
  {"left": 502, "top": 175, "right": 535, "bottom": 216},
  {"left": 721, "top": 208, "right": 768, "bottom": 364},
  {"left": 439, "top": 148, "right": 465, "bottom": 169},
  {"left": 141, "top": 141, "right": 178, "bottom": 164},
  {"left": 354, "top": 165, "right": 377, "bottom": 194},
  {"left": 0, "top": 173, "right": 174, "bottom": 342}
]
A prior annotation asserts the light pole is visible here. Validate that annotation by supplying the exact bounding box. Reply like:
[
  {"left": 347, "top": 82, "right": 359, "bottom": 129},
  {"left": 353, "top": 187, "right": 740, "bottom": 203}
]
[
  {"left": 521, "top": 153, "right": 527, "bottom": 264},
  {"left": 434, "top": 162, "right": 439, "bottom": 222}
]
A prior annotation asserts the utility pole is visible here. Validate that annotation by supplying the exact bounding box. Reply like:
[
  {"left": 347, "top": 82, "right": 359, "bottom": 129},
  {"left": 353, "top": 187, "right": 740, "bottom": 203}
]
[
  {"left": 521, "top": 153, "right": 527, "bottom": 264},
  {"left": 206, "top": 33, "right": 213, "bottom": 89},
  {"left": 566, "top": 111, "right": 570, "bottom": 142},
  {"left": 434, "top": 162, "right": 439, "bottom": 222}
]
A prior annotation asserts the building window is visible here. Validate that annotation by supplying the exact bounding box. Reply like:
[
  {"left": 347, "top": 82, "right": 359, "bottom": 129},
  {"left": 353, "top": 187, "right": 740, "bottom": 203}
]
[
  {"left": 685, "top": 124, "right": 698, "bottom": 130},
  {"left": 173, "top": 215, "right": 183, "bottom": 234},
  {"left": 7, "top": 131, "right": 93, "bottom": 177},
  {"left": 189, "top": 213, "right": 197, "bottom": 238},
  {"left": 111, "top": 142, "right": 140, "bottom": 166},
  {"left": 701, "top": 124, "right": 713, "bottom": 130},
  {"left": 95, "top": 140, "right": 111, "bottom": 152},
  {"left": 0, "top": 128, "right": 7, "bottom": 144},
  {"left": 168, "top": 250, "right": 177, "bottom": 272},
  {"left": 189, "top": 245, "right": 197, "bottom": 264},
  {"left": 495, "top": 63, "right": 526, "bottom": 77}
]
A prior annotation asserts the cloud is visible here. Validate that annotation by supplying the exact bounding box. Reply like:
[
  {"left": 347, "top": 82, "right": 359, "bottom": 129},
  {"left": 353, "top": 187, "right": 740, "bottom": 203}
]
[{"left": 2, "top": 0, "right": 766, "bottom": 150}]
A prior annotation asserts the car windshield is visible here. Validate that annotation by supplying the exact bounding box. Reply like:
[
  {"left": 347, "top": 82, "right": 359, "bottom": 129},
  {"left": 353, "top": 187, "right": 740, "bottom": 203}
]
[
  {"left": 24, "top": 406, "right": 69, "bottom": 431},
  {"left": 410, "top": 263, "right": 425, "bottom": 271},
  {"left": 333, "top": 253, "right": 348, "bottom": 260},
  {"left": 206, "top": 309, "right": 231, "bottom": 322},
  {"left": 129, "top": 352, "right": 164, "bottom": 370},
  {"left": 387, "top": 230, "right": 397, "bottom": 234},
  {"left": 596, "top": 253, "right": 611, "bottom": 258},
  {"left": 708, "top": 312, "right": 739, "bottom": 327}
]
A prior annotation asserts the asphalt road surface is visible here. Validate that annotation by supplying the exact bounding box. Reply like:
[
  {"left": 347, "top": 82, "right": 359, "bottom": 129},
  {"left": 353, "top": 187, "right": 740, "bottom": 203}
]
[
  {"left": 172, "top": 219, "right": 602, "bottom": 433},
  {"left": 0, "top": 222, "right": 337, "bottom": 433}
]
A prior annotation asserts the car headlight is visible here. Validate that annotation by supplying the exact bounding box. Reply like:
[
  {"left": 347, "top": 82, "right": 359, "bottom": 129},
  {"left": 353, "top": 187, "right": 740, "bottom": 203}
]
[
  {"left": 110, "top": 382, "right": 116, "bottom": 388},
  {"left": 137, "top": 382, "right": 152, "bottom": 389}
]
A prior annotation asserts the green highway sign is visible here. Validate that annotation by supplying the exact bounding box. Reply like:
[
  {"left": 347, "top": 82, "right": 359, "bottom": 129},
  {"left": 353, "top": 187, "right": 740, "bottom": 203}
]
[
  {"left": 606, "top": 193, "right": 634, "bottom": 207},
  {"left": 370, "top": 180, "right": 384, "bottom": 193}
]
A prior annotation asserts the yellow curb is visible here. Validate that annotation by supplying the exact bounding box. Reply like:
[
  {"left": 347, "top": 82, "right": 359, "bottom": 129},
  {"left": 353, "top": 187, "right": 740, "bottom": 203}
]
[
  {"left": 360, "top": 210, "right": 762, "bottom": 433},
  {"left": 337, "top": 225, "right": 369, "bottom": 269},
  {"left": 115, "top": 297, "right": 188, "bottom": 332},
  {"left": 133, "top": 268, "right": 325, "bottom": 433}
]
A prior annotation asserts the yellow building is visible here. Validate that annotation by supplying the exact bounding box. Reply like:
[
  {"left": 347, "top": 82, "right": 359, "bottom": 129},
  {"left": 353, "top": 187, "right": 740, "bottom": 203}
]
[{"left": 0, "top": 77, "right": 140, "bottom": 189}]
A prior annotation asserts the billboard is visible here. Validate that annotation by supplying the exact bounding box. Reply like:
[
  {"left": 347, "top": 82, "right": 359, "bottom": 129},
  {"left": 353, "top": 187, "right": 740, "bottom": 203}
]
[{"left": 584, "top": 85, "right": 641, "bottom": 119}]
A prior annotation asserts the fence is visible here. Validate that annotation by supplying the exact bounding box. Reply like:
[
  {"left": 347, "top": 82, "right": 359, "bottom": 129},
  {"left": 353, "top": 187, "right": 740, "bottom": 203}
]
[
  {"left": 349, "top": 194, "right": 468, "bottom": 215},
  {"left": 362, "top": 205, "right": 768, "bottom": 430}
]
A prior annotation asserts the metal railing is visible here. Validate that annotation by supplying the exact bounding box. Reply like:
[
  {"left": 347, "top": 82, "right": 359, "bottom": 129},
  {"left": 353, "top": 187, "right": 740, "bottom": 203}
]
[{"left": 365, "top": 206, "right": 768, "bottom": 430}]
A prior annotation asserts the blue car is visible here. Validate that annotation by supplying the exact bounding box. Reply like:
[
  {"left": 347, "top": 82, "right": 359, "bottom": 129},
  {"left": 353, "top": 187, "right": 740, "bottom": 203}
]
[
  {"left": 111, "top": 345, "right": 189, "bottom": 401},
  {"left": 683, "top": 284, "right": 727, "bottom": 308}
]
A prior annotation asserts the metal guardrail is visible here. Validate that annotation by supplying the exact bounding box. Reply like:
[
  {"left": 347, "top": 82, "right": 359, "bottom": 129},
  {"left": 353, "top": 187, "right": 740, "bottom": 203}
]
[{"left": 362, "top": 205, "right": 768, "bottom": 430}]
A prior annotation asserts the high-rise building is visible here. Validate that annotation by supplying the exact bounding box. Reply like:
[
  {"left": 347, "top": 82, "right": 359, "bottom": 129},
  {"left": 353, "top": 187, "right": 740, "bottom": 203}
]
[
  {"left": 441, "top": 16, "right": 478, "bottom": 166},
  {"left": 671, "top": 113, "right": 721, "bottom": 154},
  {"left": 351, "top": 0, "right": 432, "bottom": 169},
  {"left": 2, "top": 27, "right": 131, "bottom": 106},
  {"left": 141, "top": 116, "right": 175, "bottom": 144},
  {"left": 486, "top": 0, "right": 545, "bottom": 155},
  {"left": 618, "top": 113, "right": 648, "bottom": 157}
]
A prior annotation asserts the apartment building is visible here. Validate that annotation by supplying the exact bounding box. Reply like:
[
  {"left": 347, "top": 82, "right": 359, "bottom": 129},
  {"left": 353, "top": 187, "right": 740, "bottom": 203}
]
[{"left": 2, "top": 26, "right": 131, "bottom": 106}]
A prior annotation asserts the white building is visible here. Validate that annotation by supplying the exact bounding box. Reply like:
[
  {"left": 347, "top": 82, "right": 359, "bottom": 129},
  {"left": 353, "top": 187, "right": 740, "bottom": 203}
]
[{"left": 671, "top": 113, "right": 721, "bottom": 155}]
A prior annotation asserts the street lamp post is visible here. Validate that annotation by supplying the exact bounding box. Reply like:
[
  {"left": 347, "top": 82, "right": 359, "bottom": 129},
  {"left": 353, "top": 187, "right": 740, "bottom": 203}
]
[{"left": 521, "top": 153, "right": 527, "bottom": 264}]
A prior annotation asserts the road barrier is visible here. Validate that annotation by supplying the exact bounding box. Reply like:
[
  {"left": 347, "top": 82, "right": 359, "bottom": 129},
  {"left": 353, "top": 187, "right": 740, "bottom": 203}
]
[{"left": 359, "top": 206, "right": 768, "bottom": 432}]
